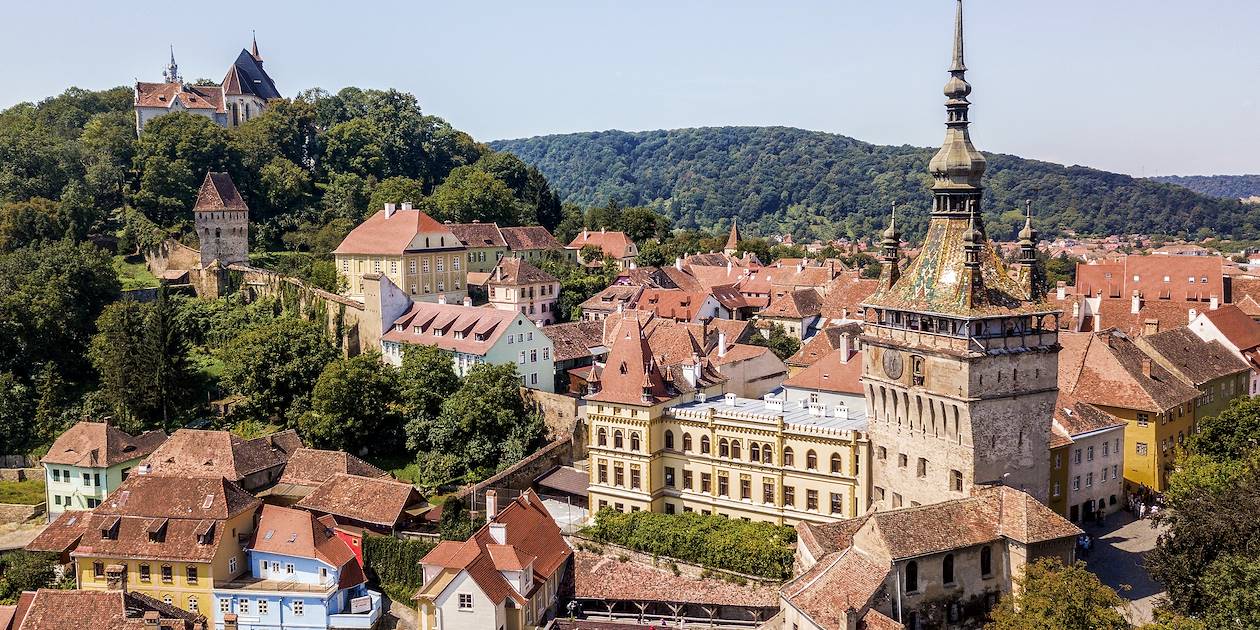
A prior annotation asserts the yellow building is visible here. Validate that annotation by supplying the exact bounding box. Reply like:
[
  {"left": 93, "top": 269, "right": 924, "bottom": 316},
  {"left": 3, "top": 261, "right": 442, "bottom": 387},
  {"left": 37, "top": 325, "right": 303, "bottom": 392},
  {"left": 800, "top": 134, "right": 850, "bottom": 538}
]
[
  {"left": 584, "top": 315, "right": 869, "bottom": 525},
  {"left": 58, "top": 475, "right": 259, "bottom": 623},
  {"left": 333, "top": 202, "right": 468, "bottom": 303},
  {"left": 1059, "top": 330, "right": 1209, "bottom": 494}
]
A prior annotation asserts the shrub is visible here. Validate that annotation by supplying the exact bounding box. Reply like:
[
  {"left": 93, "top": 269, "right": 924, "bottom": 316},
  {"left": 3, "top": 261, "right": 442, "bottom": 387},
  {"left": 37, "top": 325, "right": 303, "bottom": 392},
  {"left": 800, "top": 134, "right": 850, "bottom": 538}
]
[
  {"left": 362, "top": 534, "right": 435, "bottom": 601},
  {"left": 583, "top": 509, "right": 795, "bottom": 580}
]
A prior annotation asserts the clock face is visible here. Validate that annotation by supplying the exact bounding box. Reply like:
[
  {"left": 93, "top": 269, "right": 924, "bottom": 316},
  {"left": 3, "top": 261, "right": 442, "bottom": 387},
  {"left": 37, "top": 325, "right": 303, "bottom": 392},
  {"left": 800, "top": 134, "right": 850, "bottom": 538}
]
[{"left": 882, "top": 349, "right": 904, "bottom": 380}]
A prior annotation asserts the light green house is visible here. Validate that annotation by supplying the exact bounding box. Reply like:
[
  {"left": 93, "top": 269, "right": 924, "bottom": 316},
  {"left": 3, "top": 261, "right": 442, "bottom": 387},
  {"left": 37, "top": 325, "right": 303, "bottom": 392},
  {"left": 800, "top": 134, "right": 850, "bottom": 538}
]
[
  {"left": 379, "top": 299, "right": 558, "bottom": 392},
  {"left": 40, "top": 421, "right": 166, "bottom": 522}
]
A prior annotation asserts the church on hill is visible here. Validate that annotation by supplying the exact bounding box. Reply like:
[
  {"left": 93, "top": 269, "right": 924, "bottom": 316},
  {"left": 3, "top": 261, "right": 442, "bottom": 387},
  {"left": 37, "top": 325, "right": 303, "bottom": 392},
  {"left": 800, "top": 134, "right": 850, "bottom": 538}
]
[{"left": 133, "top": 35, "right": 281, "bottom": 133}]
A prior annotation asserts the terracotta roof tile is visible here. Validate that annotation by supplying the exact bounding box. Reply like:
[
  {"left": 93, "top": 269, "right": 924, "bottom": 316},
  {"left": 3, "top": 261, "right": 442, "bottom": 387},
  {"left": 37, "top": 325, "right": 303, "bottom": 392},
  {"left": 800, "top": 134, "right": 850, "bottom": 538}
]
[
  {"left": 568, "top": 230, "right": 636, "bottom": 259},
  {"left": 41, "top": 422, "right": 165, "bottom": 468},
  {"left": 787, "top": 324, "right": 862, "bottom": 368},
  {"left": 295, "top": 474, "right": 422, "bottom": 528},
  {"left": 500, "top": 226, "right": 562, "bottom": 251},
  {"left": 488, "top": 258, "right": 557, "bottom": 286},
  {"left": 820, "top": 275, "right": 879, "bottom": 321},
  {"left": 25, "top": 510, "right": 90, "bottom": 554},
  {"left": 575, "top": 550, "right": 778, "bottom": 607},
  {"left": 333, "top": 208, "right": 462, "bottom": 256},
  {"left": 541, "top": 320, "right": 605, "bottom": 362},
  {"left": 762, "top": 288, "right": 823, "bottom": 319},
  {"left": 193, "top": 172, "right": 248, "bottom": 212},
  {"left": 383, "top": 301, "right": 537, "bottom": 357},
  {"left": 251, "top": 504, "right": 364, "bottom": 588},
  {"left": 781, "top": 549, "right": 888, "bottom": 627},
  {"left": 277, "top": 448, "right": 389, "bottom": 488},
  {"left": 134, "top": 82, "right": 225, "bottom": 113},
  {"left": 1139, "top": 327, "right": 1250, "bottom": 386},
  {"left": 17, "top": 589, "right": 204, "bottom": 630},
  {"left": 1059, "top": 331, "right": 1201, "bottom": 413},
  {"left": 144, "top": 429, "right": 301, "bottom": 482},
  {"left": 446, "top": 222, "right": 507, "bottom": 247},
  {"left": 1199, "top": 304, "right": 1260, "bottom": 351},
  {"left": 783, "top": 348, "right": 864, "bottom": 395}
]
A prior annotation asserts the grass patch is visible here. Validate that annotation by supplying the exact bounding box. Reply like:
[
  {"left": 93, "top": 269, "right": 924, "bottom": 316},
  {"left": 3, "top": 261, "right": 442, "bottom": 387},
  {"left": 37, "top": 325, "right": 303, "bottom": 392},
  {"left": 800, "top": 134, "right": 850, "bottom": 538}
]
[
  {"left": 366, "top": 454, "right": 420, "bottom": 485},
  {"left": 0, "top": 479, "right": 46, "bottom": 505},
  {"left": 112, "top": 255, "right": 159, "bottom": 291}
]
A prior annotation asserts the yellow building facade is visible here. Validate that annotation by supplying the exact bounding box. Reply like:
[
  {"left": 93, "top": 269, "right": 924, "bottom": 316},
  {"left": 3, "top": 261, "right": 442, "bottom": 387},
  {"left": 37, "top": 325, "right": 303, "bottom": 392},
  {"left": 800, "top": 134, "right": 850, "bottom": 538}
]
[
  {"left": 587, "top": 393, "right": 870, "bottom": 525},
  {"left": 333, "top": 204, "right": 468, "bottom": 303}
]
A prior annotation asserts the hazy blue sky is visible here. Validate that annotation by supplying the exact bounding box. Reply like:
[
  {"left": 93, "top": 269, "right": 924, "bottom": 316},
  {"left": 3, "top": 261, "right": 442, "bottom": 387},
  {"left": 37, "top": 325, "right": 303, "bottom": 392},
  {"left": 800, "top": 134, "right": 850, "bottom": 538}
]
[{"left": 3, "top": 1, "right": 1257, "bottom": 176}]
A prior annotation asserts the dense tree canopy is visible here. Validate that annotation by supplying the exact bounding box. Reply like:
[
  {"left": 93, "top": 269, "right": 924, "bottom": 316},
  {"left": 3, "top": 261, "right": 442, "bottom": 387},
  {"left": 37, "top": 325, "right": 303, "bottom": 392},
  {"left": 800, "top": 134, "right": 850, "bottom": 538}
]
[
  {"left": 987, "top": 558, "right": 1128, "bottom": 630},
  {"left": 219, "top": 317, "right": 337, "bottom": 422},
  {"left": 300, "top": 352, "right": 400, "bottom": 452},
  {"left": 1151, "top": 175, "right": 1260, "bottom": 200},
  {"left": 492, "top": 127, "right": 1257, "bottom": 242}
]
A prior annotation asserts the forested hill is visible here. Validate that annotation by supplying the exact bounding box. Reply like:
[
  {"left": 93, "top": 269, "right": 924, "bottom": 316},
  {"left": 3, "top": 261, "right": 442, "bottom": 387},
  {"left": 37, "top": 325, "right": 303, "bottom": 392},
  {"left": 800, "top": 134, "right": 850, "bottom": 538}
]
[
  {"left": 491, "top": 127, "right": 1257, "bottom": 242},
  {"left": 1151, "top": 175, "right": 1260, "bottom": 201}
]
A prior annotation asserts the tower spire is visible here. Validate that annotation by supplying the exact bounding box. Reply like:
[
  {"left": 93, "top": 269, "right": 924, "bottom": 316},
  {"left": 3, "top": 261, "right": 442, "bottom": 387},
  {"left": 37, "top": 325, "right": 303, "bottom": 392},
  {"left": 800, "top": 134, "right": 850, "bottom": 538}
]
[
  {"left": 251, "top": 30, "right": 262, "bottom": 62},
  {"left": 163, "top": 45, "right": 182, "bottom": 85},
  {"left": 928, "top": 0, "right": 986, "bottom": 214},
  {"left": 951, "top": 0, "right": 966, "bottom": 72},
  {"left": 879, "top": 201, "right": 901, "bottom": 290}
]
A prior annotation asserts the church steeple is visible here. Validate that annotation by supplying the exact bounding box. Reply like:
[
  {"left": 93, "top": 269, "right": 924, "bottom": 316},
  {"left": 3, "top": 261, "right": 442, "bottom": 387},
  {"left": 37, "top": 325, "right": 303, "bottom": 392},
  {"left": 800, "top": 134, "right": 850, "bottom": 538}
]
[
  {"left": 723, "top": 217, "right": 742, "bottom": 256},
  {"left": 250, "top": 31, "right": 263, "bottom": 63},
  {"left": 162, "top": 46, "right": 182, "bottom": 85}
]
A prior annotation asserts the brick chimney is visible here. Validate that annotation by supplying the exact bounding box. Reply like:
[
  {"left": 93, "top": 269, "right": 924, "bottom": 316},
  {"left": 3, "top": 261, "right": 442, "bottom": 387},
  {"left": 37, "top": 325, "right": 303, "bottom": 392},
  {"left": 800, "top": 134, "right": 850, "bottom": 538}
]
[
  {"left": 223, "top": 614, "right": 239, "bottom": 630},
  {"left": 437, "top": 294, "right": 446, "bottom": 305},
  {"left": 1141, "top": 357, "right": 1153, "bottom": 378},
  {"left": 463, "top": 296, "right": 472, "bottom": 307},
  {"left": 485, "top": 489, "right": 498, "bottom": 519},
  {"left": 142, "top": 611, "right": 159, "bottom": 630},
  {"left": 105, "top": 563, "right": 126, "bottom": 591}
]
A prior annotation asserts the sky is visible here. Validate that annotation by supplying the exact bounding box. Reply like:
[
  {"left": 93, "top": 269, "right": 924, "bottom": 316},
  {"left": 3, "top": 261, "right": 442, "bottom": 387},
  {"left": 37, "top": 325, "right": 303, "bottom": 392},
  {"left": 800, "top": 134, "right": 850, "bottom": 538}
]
[{"left": 2, "top": 1, "right": 1257, "bottom": 177}]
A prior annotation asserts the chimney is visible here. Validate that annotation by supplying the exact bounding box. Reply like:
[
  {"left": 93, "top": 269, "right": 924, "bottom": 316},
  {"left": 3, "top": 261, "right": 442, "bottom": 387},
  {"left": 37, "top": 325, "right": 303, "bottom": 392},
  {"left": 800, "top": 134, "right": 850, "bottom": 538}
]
[
  {"left": 1141, "top": 357, "right": 1153, "bottom": 378},
  {"left": 675, "top": 257, "right": 683, "bottom": 271},
  {"left": 1188, "top": 308, "right": 1198, "bottom": 323},
  {"left": 401, "top": 201, "right": 413, "bottom": 211},
  {"left": 384, "top": 202, "right": 396, "bottom": 218},
  {"left": 485, "top": 489, "right": 498, "bottom": 519},
  {"left": 718, "top": 330, "right": 727, "bottom": 358},
  {"left": 1131, "top": 290, "right": 1141, "bottom": 315},
  {"left": 463, "top": 296, "right": 472, "bottom": 307},
  {"left": 223, "top": 614, "right": 239, "bottom": 630},
  {"left": 488, "top": 522, "right": 507, "bottom": 545},
  {"left": 106, "top": 564, "right": 126, "bottom": 591},
  {"left": 1210, "top": 295, "right": 1220, "bottom": 310},
  {"left": 583, "top": 228, "right": 589, "bottom": 239},
  {"left": 1144, "top": 319, "right": 1160, "bottom": 336},
  {"left": 601, "top": 227, "right": 606, "bottom": 234},
  {"left": 1056, "top": 281, "right": 1067, "bottom": 301},
  {"left": 834, "top": 404, "right": 849, "bottom": 421},
  {"left": 437, "top": 294, "right": 446, "bottom": 305},
  {"left": 143, "top": 611, "right": 159, "bottom": 630},
  {"left": 726, "top": 261, "right": 732, "bottom": 273},
  {"left": 840, "top": 332, "right": 852, "bottom": 362}
]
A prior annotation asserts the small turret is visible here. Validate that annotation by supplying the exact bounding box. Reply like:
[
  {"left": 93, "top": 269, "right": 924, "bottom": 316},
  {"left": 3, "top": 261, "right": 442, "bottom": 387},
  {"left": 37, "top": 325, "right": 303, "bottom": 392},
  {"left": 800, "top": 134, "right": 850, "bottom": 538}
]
[
  {"left": 162, "top": 45, "right": 182, "bottom": 85},
  {"left": 879, "top": 202, "right": 901, "bottom": 290}
]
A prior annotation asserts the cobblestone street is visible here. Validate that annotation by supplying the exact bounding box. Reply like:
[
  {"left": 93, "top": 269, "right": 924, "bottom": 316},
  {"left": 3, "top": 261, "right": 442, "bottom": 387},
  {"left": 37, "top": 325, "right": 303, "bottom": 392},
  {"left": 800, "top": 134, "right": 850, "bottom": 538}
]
[{"left": 1081, "top": 511, "right": 1165, "bottom": 626}]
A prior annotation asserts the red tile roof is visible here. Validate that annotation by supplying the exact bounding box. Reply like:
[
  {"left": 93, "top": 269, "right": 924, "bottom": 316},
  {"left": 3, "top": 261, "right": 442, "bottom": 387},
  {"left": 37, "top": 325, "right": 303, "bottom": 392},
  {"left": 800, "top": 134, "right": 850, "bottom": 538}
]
[
  {"left": 25, "top": 511, "right": 90, "bottom": 555},
  {"left": 820, "top": 275, "right": 879, "bottom": 321},
  {"left": 500, "top": 226, "right": 562, "bottom": 251},
  {"left": 634, "top": 288, "right": 711, "bottom": 322},
  {"left": 16, "top": 589, "right": 204, "bottom": 630},
  {"left": 418, "top": 490, "right": 570, "bottom": 606},
  {"left": 295, "top": 473, "right": 423, "bottom": 528},
  {"left": 568, "top": 230, "right": 636, "bottom": 259},
  {"left": 277, "top": 448, "right": 389, "bottom": 488},
  {"left": 251, "top": 505, "right": 365, "bottom": 589},
  {"left": 1059, "top": 331, "right": 1200, "bottom": 413},
  {"left": 193, "top": 172, "right": 248, "bottom": 212},
  {"left": 787, "top": 324, "right": 861, "bottom": 369},
  {"left": 41, "top": 422, "right": 165, "bottom": 468},
  {"left": 783, "top": 348, "right": 864, "bottom": 395},
  {"left": 382, "top": 301, "right": 538, "bottom": 357},
  {"left": 762, "top": 288, "right": 823, "bottom": 319},
  {"left": 333, "top": 208, "right": 461, "bottom": 256},
  {"left": 144, "top": 429, "right": 302, "bottom": 482},
  {"left": 1199, "top": 304, "right": 1260, "bottom": 351},
  {"left": 585, "top": 315, "right": 670, "bottom": 405},
  {"left": 488, "top": 258, "right": 557, "bottom": 286},
  {"left": 1139, "top": 327, "right": 1250, "bottom": 386},
  {"left": 782, "top": 548, "right": 888, "bottom": 627},
  {"left": 134, "top": 82, "right": 225, "bottom": 113},
  {"left": 574, "top": 551, "right": 778, "bottom": 607},
  {"left": 445, "top": 222, "right": 507, "bottom": 248},
  {"left": 1076, "top": 255, "right": 1226, "bottom": 302}
]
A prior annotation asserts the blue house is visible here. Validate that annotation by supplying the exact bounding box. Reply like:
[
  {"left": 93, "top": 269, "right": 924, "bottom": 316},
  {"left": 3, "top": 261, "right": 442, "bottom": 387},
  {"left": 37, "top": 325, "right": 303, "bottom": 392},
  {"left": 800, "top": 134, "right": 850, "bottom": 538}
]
[{"left": 213, "top": 504, "right": 381, "bottom": 630}]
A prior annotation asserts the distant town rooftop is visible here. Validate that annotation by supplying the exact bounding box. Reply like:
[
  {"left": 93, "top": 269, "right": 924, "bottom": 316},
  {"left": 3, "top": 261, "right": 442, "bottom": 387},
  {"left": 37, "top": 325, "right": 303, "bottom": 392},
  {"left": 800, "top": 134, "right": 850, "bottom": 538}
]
[{"left": 668, "top": 391, "right": 867, "bottom": 434}]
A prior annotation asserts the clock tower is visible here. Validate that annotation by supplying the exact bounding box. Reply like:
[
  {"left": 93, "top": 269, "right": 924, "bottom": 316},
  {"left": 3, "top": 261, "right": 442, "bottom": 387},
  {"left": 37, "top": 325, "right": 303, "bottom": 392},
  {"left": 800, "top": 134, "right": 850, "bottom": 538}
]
[{"left": 859, "top": 0, "right": 1060, "bottom": 507}]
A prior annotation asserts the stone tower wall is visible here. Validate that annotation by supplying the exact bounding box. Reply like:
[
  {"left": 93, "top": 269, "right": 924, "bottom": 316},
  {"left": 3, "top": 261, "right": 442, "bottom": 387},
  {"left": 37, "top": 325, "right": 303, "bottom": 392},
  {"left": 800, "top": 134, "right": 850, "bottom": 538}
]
[{"left": 195, "top": 209, "right": 249, "bottom": 268}]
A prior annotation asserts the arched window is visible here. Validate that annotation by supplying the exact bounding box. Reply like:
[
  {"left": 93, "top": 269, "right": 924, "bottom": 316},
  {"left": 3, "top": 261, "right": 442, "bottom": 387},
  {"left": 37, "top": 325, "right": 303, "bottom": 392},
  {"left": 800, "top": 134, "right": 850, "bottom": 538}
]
[
  {"left": 830, "top": 453, "right": 842, "bottom": 474},
  {"left": 806, "top": 450, "right": 818, "bottom": 470},
  {"left": 762, "top": 443, "right": 773, "bottom": 464},
  {"left": 905, "top": 561, "right": 919, "bottom": 593},
  {"left": 719, "top": 439, "right": 730, "bottom": 458},
  {"left": 750, "top": 443, "right": 761, "bottom": 462},
  {"left": 664, "top": 430, "right": 675, "bottom": 450},
  {"left": 597, "top": 428, "right": 607, "bottom": 447},
  {"left": 613, "top": 430, "right": 624, "bottom": 449},
  {"left": 683, "top": 433, "right": 693, "bottom": 452},
  {"left": 701, "top": 436, "right": 711, "bottom": 454},
  {"left": 980, "top": 545, "right": 993, "bottom": 577},
  {"left": 731, "top": 440, "right": 741, "bottom": 460},
  {"left": 630, "top": 433, "right": 641, "bottom": 452},
  {"left": 943, "top": 553, "right": 955, "bottom": 585},
  {"left": 783, "top": 447, "right": 794, "bottom": 467}
]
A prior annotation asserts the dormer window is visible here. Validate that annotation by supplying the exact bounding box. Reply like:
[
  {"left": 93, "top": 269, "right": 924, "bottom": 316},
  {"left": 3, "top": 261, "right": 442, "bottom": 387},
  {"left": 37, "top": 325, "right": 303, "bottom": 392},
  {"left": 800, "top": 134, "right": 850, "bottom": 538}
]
[
  {"left": 147, "top": 518, "right": 168, "bottom": 543},
  {"left": 100, "top": 516, "right": 120, "bottom": 540},
  {"left": 194, "top": 521, "right": 215, "bottom": 545}
]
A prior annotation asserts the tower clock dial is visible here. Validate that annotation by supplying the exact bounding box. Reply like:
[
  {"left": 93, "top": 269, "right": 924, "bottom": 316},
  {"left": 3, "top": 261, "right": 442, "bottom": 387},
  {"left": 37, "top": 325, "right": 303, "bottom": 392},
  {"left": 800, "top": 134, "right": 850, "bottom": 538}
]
[{"left": 882, "top": 349, "right": 905, "bottom": 380}]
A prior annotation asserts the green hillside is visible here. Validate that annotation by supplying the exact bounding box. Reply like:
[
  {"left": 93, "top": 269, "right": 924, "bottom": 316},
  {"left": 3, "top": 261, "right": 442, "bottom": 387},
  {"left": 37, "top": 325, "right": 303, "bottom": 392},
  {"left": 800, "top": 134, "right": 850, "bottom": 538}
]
[
  {"left": 491, "top": 127, "right": 1257, "bottom": 242},
  {"left": 1151, "top": 175, "right": 1260, "bottom": 201}
]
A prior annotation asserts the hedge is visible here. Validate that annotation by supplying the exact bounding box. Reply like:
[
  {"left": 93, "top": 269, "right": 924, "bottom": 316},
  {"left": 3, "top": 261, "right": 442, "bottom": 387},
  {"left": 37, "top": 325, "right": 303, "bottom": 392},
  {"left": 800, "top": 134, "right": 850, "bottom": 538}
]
[
  {"left": 362, "top": 534, "right": 435, "bottom": 599},
  {"left": 582, "top": 509, "right": 796, "bottom": 580}
]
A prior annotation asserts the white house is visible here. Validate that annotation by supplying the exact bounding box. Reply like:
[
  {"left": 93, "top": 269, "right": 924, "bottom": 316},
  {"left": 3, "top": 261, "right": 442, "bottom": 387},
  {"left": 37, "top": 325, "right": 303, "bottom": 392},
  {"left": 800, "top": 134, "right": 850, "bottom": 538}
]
[{"left": 414, "top": 490, "right": 572, "bottom": 630}]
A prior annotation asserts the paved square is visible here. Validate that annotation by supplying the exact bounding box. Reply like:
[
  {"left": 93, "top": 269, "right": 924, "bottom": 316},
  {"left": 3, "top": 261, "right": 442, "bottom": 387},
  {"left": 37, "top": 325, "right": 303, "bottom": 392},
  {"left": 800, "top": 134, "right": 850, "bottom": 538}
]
[{"left": 1080, "top": 511, "right": 1165, "bottom": 626}]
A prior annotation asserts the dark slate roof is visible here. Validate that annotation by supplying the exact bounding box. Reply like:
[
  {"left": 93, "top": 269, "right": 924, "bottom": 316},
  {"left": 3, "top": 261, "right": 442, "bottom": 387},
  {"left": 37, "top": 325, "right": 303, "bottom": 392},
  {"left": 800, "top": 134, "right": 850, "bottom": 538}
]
[{"left": 222, "top": 49, "right": 280, "bottom": 100}]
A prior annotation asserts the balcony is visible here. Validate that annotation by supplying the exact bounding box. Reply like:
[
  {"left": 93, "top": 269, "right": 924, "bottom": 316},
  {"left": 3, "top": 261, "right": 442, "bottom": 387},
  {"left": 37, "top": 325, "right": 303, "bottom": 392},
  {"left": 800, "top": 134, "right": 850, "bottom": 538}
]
[
  {"left": 328, "top": 590, "right": 383, "bottom": 629},
  {"left": 214, "top": 575, "right": 336, "bottom": 595}
]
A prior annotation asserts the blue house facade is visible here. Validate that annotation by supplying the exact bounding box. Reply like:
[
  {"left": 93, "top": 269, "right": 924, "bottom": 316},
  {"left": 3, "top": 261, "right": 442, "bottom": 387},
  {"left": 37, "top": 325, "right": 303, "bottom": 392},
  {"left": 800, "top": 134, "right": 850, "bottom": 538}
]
[{"left": 212, "top": 505, "right": 381, "bottom": 630}]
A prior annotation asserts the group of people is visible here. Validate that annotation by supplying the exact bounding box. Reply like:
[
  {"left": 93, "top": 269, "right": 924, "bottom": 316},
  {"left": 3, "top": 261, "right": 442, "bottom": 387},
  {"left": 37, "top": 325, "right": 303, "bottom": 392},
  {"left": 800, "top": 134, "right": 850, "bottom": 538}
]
[{"left": 1127, "top": 485, "right": 1161, "bottom": 519}]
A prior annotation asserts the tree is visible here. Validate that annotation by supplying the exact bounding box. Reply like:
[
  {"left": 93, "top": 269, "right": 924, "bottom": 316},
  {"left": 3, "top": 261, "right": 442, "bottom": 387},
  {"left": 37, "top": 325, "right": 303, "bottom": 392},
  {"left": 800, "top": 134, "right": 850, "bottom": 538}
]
[
  {"left": 748, "top": 323, "right": 800, "bottom": 361},
  {"left": 0, "top": 198, "right": 74, "bottom": 252},
  {"left": 0, "top": 551, "right": 59, "bottom": 603},
  {"left": 368, "top": 176, "right": 426, "bottom": 213},
  {"left": 399, "top": 345, "right": 461, "bottom": 452},
  {"left": 438, "top": 495, "right": 477, "bottom": 541},
  {"left": 428, "top": 363, "right": 541, "bottom": 478},
  {"left": 619, "top": 206, "right": 672, "bottom": 244},
  {"left": 322, "top": 118, "right": 386, "bottom": 179},
  {"left": 220, "top": 317, "right": 337, "bottom": 421},
  {"left": 428, "top": 166, "right": 520, "bottom": 225},
  {"left": 89, "top": 300, "right": 152, "bottom": 425},
  {"left": 987, "top": 558, "right": 1128, "bottom": 630},
  {"left": 0, "top": 372, "right": 34, "bottom": 454},
  {"left": 1185, "top": 396, "right": 1260, "bottom": 462},
  {"left": 300, "top": 352, "right": 399, "bottom": 453},
  {"left": 130, "top": 112, "right": 233, "bottom": 226}
]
